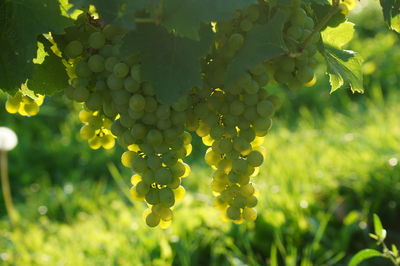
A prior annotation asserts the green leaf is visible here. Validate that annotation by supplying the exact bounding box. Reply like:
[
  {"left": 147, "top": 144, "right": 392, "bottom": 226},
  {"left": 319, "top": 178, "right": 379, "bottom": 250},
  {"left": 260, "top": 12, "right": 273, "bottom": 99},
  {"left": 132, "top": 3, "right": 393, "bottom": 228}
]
[
  {"left": 349, "top": 249, "right": 383, "bottom": 266},
  {"left": 69, "top": 0, "right": 149, "bottom": 29},
  {"left": 379, "top": 0, "right": 400, "bottom": 33},
  {"left": 373, "top": 214, "right": 387, "bottom": 241},
  {"left": 323, "top": 45, "right": 363, "bottom": 93},
  {"left": 0, "top": 0, "right": 72, "bottom": 92},
  {"left": 225, "top": 10, "right": 287, "bottom": 86},
  {"left": 27, "top": 50, "right": 69, "bottom": 96},
  {"left": 161, "top": 0, "right": 256, "bottom": 39},
  {"left": 121, "top": 24, "right": 212, "bottom": 104},
  {"left": 321, "top": 21, "right": 355, "bottom": 49}
]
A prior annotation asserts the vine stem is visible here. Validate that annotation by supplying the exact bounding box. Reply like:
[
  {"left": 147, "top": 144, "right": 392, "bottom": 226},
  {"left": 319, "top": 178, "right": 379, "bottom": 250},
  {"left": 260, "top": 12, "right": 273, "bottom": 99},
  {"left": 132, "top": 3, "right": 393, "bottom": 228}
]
[
  {"left": 1, "top": 150, "right": 16, "bottom": 226},
  {"left": 300, "top": 0, "right": 341, "bottom": 51}
]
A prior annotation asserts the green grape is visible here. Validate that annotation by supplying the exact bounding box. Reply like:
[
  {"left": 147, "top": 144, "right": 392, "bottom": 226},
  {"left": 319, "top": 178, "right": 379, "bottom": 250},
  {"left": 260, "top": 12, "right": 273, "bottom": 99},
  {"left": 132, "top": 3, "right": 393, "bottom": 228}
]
[
  {"left": 73, "top": 87, "right": 90, "bottom": 102},
  {"left": 88, "top": 136, "right": 102, "bottom": 150},
  {"left": 156, "top": 105, "right": 171, "bottom": 120},
  {"left": 129, "top": 94, "right": 146, "bottom": 111},
  {"left": 239, "top": 128, "right": 256, "bottom": 142},
  {"left": 85, "top": 92, "right": 103, "bottom": 111},
  {"left": 291, "top": 8, "right": 307, "bottom": 25},
  {"left": 105, "top": 57, "right": 119, "bottom": 72},
  {"left": 287, "top": 26, "right": 303, "bottom": 40},
  {"left": 273, "top": 70, "right": 292, "bottom": 85},
  {"left": 111, "top": 120, "right": 126, "bottom": 137},
  {"left": 242, "top": 207, "right": 257, "bottom": 221},
  {"left": 163, "top": 151, "right": 179, "bottom": 167},
  {"left": 159, "top": 188, "right": 175, "bottom": 207},
  {"left": 130, "top": 64, "right": 141, "bottom": 81},
  {"left": 246, "top": 195, "right": 258, "bottom": 208},
  {"left": 152, "top": 204, "right": 173, "bottom": 221},
  {"left": 171, "top": 162, "right": 186, "bottom": 178},
  {"left": 232, "top": 195, "right": 247, "bottom": 208},
  {"left": 101, "top": 135, "right": 115, "bottom": 149},
  {"left": 211, "top": 180, "right": 227, "bottom": 193},
  {"left": 296, "top": 66, "right": 314, "bottom": 83},
  {"left": 233, "top": 137, "right": 251, "bottom": 154},
  {"left": 247, "top": 150, "right": 264, "bottom": 167},
  {"left": 226, "top": 206, "right": 241, "bottom": 220},
  {"left": 256, "top": 100, "right": 275, "bottom": 118},
  {"left": 88, "top": 31, "right": 106, "bottom": 49},
  {"left": 253, "top": 117, "right": 272, "bottom": 137},
  {"left": 142, "top": 170, "right": 156, "bottom": 185},
  {"left": 147, "top": 155, "right": 162, "bottom": 170},
  {"left": 99, "top": 44, "right": 113, "bottom": 57},
  {"left": 145, "top": 189, "right": 160, "bottom": 205},
  {"left": 144, "top": 97, "right": 158, "bottom": 113},
  {"left": 229, "top": 100, "right": 245, "bottom": 116},
  {"left": 113, "top": 62, "right": 129, "bottom": 78},
  {"left": 75, "top": 61, "right": 92, "bottom": 78},
  {"left": 240, "top": 183, "right": 255, "bottom": 197},
  {"left": 88, "top": 54, "right": 105, "bottom": 73},
  {"left": 204, "top": 148, "right": 221, "bottom": 167},
  {"left": 132, "top": 156, "right": 148, "bottom": 173},
  {"left": 135, "top": 181, "right": 150, "bottom": 196},
  {"left": 146, "top": 129, "right": 163, "bottom": 146},
  {"left": 155, "top": 167, "right": 173, "bottom": 185},
  {"left": 145, "top": 212, "right": 160, "bottom": 227},
  {"left": 65, "top": 40, "right": 83, "bottom": 58},
  {"left": 124, "top": 77, "right": 140, "bottom": 93},
  {"left": 23, "top": 102, "right": 39, "bottom": 116},
  {"left": 107, "top": 74, "right": 124, "bottom": 90},
  {"left": 280, "top": 56, "right": 296, "bottom": 72},
  {"left": 80, "top": 125, "right": 96, "bottom": 140}
]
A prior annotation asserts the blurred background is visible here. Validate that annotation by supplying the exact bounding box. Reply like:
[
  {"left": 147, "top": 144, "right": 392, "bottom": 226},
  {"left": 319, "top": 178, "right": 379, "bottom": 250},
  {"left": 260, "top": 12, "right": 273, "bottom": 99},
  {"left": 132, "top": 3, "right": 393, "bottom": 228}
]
[{"left": 0, "top": 1, "right": 399, "bottom": 265}]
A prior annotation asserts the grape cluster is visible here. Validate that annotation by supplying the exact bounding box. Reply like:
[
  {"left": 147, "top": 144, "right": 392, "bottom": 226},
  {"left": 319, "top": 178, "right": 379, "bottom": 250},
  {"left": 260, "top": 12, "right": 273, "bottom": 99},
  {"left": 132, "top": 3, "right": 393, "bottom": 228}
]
[
  {"left": 60, "top": 16, "right": 193, "bottom": 227},
  {"left": 191, "top": 86, "right": 273, "bottom": 223},
  {"left": 79, "top": 109, "right": 115, "bottom": 150},
  {"left": 271, "top": 4, "right": 319, "bottom": 90},
  {"left": 5, "top": 91, "right": 44, "bottom": 116}
]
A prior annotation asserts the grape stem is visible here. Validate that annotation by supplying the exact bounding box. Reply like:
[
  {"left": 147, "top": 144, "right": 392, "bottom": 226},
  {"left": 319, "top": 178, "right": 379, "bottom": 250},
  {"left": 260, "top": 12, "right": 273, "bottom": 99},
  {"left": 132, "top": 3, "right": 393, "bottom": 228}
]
[{"left": 300, "top": 0, "right": 341, "bottom": 51}]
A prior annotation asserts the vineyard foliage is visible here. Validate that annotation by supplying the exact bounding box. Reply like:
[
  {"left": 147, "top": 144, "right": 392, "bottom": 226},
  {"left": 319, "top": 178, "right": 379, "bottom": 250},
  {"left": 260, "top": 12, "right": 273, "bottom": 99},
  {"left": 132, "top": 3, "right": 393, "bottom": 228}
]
[
  {"left": 1, "top": 0, "right": 399, "bottom": 228},
  {"left": 1, "top": 0, "right": 389, "bottom": 98}
]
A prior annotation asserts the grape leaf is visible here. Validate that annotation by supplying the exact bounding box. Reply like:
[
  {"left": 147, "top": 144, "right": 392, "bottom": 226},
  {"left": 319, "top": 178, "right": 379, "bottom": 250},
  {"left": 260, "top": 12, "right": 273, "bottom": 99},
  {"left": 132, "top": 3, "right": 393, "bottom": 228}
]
[
  {"left": 324, "top": 45, "right": 363, "bottom": 93},
  {"left": 321, "top": 21, "right": 355, "bottom": 48},
  {"left": 69, "top": 0, "right": 150, "bottom": 30},
  {"left": 121, "top": 24, "right": 212, "bottom": 104},
  {"left": 27, "top": 39, "right": 69, "bottom": 96},
  {"left": 379, "top": 0, "right": 400, "bottom": 33},
  {"left": 349, "top": 249, "right": 383, "bottom": 266},
  {"left": 225, "top": 10, "right": 287, "bottom": 86},
  {"left": 161, "top": 0, "right": 256, "bottom": 39},
  {"left": 0, "top": 0, "right": 72, "bottom": 93}
]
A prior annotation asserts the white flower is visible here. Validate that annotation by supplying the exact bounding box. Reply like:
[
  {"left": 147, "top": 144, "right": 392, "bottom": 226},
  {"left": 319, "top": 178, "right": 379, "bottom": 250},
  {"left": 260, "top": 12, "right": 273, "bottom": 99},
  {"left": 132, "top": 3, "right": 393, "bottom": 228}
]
[{"left": 0, "top": 127, "right": 18, "bottom": 151}]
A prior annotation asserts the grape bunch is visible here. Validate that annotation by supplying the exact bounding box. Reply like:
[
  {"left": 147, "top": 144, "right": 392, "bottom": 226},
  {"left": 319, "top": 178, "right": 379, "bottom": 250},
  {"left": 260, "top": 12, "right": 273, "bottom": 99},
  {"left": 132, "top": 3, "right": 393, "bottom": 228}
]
[
  {"left": 5, "top": 91, "right": 44, "bottom": 117},
  {"left": 78, "top": 108, "right": 115, "bottom": 150},
  {"left": 271, "top": 3, "right": 320, "bottom": 90},
  {"left": 59, "top": 15, "right": 193, "bottom": 228},
  {"left": 193, "top": 86, "right": 273, "bottom": 223}
]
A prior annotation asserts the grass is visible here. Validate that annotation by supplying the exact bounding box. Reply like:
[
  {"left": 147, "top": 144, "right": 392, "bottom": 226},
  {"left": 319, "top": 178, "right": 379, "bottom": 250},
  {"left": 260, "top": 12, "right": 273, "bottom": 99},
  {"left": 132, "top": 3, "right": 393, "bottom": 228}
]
[{"left": 0, "top": 92, "right": 399, "bottom": 266}]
